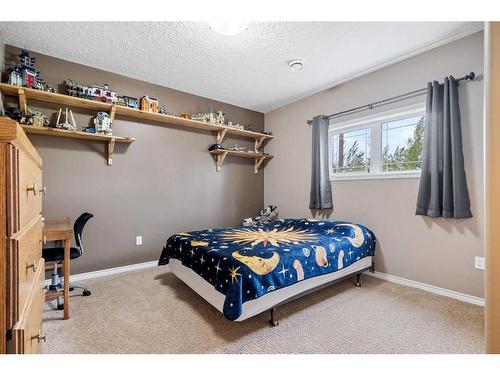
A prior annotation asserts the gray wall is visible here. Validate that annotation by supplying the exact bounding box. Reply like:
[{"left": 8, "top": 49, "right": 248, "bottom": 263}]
[
  {"left": 4, "top": 46, "right": 265, "bottom": 274},
  {"left": 264, "top": 32, "right": 485, "bottom": 298}
]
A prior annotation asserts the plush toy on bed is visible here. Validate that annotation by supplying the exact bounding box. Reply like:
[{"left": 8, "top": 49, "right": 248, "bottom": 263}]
[{"left": 255, "top": 205, "right": 278, "bottom": 224}]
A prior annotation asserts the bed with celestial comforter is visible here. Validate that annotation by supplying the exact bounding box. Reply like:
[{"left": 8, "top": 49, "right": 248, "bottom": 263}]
[{"left": 158, "top": 218, "right": 376, "bottom": 321}]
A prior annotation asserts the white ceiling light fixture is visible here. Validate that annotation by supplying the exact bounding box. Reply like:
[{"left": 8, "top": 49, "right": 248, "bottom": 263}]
[
  {"left": 208, "top": 21, "right": 249, "bottom": 36},
  {"left": 288, "top": 59, "right": 304, "bottom": 72}
]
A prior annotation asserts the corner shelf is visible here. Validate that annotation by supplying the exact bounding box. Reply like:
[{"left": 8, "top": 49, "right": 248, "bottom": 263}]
[
  {"left": 0, "top": 83, "right": 274, "bottom": 172},
  {"left": 20, "top": 125, "right": 135, "bottom": 166},
  {"left": 209, "top": 149, "right": 273, "bottom": 174}
]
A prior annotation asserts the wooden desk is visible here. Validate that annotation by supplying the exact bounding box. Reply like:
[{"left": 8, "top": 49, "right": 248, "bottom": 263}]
[{"left": 43, "top": 217, "right": 72, "bottom": 320}]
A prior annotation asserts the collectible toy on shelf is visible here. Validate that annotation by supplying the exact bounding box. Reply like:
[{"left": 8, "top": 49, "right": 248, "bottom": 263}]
[
  {"left": 227, "top": 121, "right": 244, "bottom": 130},
  {"left": 140, "top": 96, "right": 159, "bottom": 113},
  {"left": 227, "top": 145, "right": 246, "bottom": 152},
  {"left": 93, "top": 112, "right": 112, "bottom": 135},
  {"left": 115, "top": 96, "right": 126, "bottom": 107},
  {"left": 214, "top": 110, "right": 225, "bottom": 125},
  {"left": 65, "top": 79, "right": 117, "bottom": 104},
  {"left": 208, "top": 143, "right": 225, "bottom": 152},
  {"left": 116, "top": 95, "right": 139, "bottom": 109},
  {"left": 56, "top": 108, "right": 78, "bottom": 131},
  {"left": 5, "top": 107, "right": 23, "bottom": 122},
  {"left": 191, "top": 111, "right": 215, "bottom": 124},
  {"left": 158, "top": 106, "right": 169, "bottom": 115},
  {"left": 5, "top": 50, "right": 54, "bottom": 92},
  {"left": 180, "top": 112, "right": 190, "bottom": 119},
  {"left": 24, "top": 108, "right": 49, "bottom": 127}
]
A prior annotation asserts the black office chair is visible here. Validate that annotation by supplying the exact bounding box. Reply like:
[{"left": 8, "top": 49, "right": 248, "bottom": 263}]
[{"left": 43, "top": 212, "right": 93, "bottom": 310}]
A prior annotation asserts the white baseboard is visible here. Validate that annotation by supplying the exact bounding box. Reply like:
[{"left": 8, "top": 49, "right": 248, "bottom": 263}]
[
  {"left": 44, "top": 260, "right": 159, "bottom": 286},
  {"left": 45, "top": 259, "right": 485, "bottom": 307},
  {"left": 365, "top": 270, "right": 485, "bottom": 306}
]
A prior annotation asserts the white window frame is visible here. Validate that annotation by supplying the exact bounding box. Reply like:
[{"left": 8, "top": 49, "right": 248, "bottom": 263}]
[{"left": 329, "top": 103, "right": 426, "bottom": 181}]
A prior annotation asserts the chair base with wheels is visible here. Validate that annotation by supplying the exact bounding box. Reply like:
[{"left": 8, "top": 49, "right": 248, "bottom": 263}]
[{"left": 43, "top": 213, "right": 94, "bottom": 310}]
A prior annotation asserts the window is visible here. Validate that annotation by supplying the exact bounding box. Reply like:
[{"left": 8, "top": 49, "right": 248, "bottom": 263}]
[
  {"left": 381, "top": 115, "right": 424, "bottom": 172},
  {"left": 331, "top": 128, "right": 371, "bottom": 174},
  {"left": 329, "top": 104, "right": 425, "bottom": 180}
]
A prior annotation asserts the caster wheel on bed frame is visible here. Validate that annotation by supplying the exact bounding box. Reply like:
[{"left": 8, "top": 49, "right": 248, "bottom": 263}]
[
  {"left": 355, "top": 273, "right": 362, "bottom": 287},
  {"left": 269, "top": 307, "right": 279, "bottom": 327},
  {"left": 270, "top": 319, "right": 280, "bottom": 327}
]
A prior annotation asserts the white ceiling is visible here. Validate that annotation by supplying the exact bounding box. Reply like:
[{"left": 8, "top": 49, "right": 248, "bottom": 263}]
[{"left": 0, "top": 22, "right": 483, "bottom": 113}]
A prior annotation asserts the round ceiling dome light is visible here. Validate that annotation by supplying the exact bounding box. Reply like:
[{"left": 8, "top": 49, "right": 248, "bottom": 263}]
[
  {"left": 289, "top": 59, "right": 304, "bottom": 72},
  {"left": 208, "top": 21, "right": 249, "bottom": 36}
]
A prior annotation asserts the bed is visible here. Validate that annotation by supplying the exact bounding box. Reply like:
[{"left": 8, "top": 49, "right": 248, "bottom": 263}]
[{"left": 158, "top": 218, "right": 376, "bottom": 325}]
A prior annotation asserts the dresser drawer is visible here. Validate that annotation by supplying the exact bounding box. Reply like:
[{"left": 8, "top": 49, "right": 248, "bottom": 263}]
[
  {"left": 11, "top": 258, "right": 45, "bottom": 354},
  {"left": 18, "top": 147, "right": 43, "bottom": 231},
  {"left": 16, "top": 216, "right": 43, "bottom": 315}
]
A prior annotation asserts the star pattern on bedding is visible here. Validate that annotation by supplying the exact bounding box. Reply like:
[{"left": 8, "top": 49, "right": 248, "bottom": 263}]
[{"left": 158, "top": 218, "right": 376, "bottom": 320}]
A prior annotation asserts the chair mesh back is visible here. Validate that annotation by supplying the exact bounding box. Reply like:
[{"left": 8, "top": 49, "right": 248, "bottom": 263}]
[{"left": 74, "top": 212, "right": 93, "bottom": 254}]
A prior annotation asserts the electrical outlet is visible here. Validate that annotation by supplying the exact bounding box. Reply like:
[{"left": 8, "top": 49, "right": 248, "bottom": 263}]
[
  {"left": 136, "top": 236, "right": 143, "bottom": 246},
  {"left": 475, "top": 256, "right": 485, "bottom": 270}
]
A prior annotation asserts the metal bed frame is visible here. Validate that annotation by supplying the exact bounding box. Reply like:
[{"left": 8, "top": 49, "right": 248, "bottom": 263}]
[{"left": 267, "top": 260, "right": 375, "bottom": 326}]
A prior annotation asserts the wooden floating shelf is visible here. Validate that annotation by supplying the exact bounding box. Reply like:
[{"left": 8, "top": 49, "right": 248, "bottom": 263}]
[
  {"left": 20, "top": 125, "right": 135, "bottom": 166},
  {"left": 0, "top": 83, "right": 274, "bottom": 172},
  {"left": 0, "top": 83, "right": 274, "bottom": 141},
  {"left": 209, "top": 149, "right": 273, "bottom": 174}
]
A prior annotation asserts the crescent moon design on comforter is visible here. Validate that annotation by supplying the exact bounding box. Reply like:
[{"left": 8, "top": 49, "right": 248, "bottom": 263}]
[{"left": 158, "top": 218, "right": 376, "bottom": 321}]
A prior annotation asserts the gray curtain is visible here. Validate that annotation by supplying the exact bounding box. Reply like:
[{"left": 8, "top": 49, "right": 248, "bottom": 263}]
[
  {"left": 416, "top": 77, "right": 472, "bottom": 219},
  {"left": 309, "top": 115, "right": 333, "bottom": 209}
]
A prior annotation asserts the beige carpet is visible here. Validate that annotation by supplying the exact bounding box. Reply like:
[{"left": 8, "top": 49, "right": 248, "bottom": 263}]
[{"left": 41, "top": 266, "right": 484, "bottom": 354}]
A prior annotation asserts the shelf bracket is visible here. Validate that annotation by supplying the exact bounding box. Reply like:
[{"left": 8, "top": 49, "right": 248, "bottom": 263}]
[
  {"left": 216, "top": 129, "right": 227, "bottom": 144},
  {"left": 215, "top": 151, "right": 228, "bottom": 172},
  {"left": 255, "top": 136, "right": 266, "bottom": 152},
  {"left": 109, "top": 105, "right": 117, "bottom": 122},
  {"left": 254, "top": 157, "right": 266, "bottom": 174},
  {"left": 107, "top": 138, "right": 115, "bottom": 166},
  {"left": 18, "top": 89, "right": 27, "bottom": 115}
]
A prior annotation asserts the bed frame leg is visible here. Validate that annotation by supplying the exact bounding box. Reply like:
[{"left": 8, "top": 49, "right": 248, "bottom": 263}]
[
  {"left": 370, "top": 261, "right": 375, "bottom": 273},
  {"left": 355, "top": 273, "right": 362, "bottom": 287},
  {"left": 269, "top": 307, "right": 279, "bottom": 327}
]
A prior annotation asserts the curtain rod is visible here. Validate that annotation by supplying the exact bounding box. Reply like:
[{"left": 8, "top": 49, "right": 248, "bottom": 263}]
[{"left": 306, "top": 72, "right": 476, "bottom": 125}]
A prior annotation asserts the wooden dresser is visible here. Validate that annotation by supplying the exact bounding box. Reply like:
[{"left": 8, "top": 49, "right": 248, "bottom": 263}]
[{"left": 1, "top": 117, "right": 45, "bottom": 354}]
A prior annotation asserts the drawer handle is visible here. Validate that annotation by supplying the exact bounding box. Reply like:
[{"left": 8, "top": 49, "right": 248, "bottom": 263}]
[
  {"left": 26, "top": 182, "right": 38, "bottom": 196},
  {"left": 29, "top": 261, "right": 37, "bottom": 272},
  {"left": 33, "top": 330, "right": 46, "bottom": 343}
]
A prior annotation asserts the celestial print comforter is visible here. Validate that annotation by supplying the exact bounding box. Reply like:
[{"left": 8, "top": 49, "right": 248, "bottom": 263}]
[{"left": 158, "top": 218, "right": 376, "bottom": 321}]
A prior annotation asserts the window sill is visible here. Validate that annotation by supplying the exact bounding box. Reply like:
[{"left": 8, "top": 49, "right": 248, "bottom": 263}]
[{"left": 330, "top": 172, "right": 421, "bottom": 181}]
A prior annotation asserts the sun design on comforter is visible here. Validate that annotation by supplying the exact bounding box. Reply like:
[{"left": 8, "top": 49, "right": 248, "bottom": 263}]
[{"left": 220, "top": 227, "right": 318, "bottom": 247}]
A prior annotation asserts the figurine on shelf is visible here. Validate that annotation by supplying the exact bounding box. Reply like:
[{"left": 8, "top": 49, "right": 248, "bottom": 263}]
[
  {"left": 181, "top": 112, "right": 190, "bottom": 119},
  {"left": 3, "top": 50, "right": 55, "bottom": 92},
  {"left": 91, "top": 84, "right": 117, "bottom": 104},
  {"left": 115, "top": 96, "right": 126, "bottom": 107},
  {"left": 56, "top": 108, "right": 78, "bottom": 131},
  {"left": 227, "top": 121, "right": 244, "bottom": 130},
  {"left": 208, "top": 143, "right": 225, "bottom": 152},
  {"left": 140, "top": 96, "right": 159, "bottom": 113},
  {"left": 7, "top": 67, "right": 22, "bottom": 86},
  {"left": 18, "top": 50, "right": 37, "bottom": 88},
  {"left": 25, "top": 108, "right": 49, "bottom": 127},
  {"left": 5, "top": 107, "right": 23, "bottom": 122},
  {"left": 93, "top": 112, "right": 112, "bottom": 135},
  {"left": 227, "top": 145, "right": 246, "bottom": 152},
  {"left": 158, "top": 106, "right": 169, "bottom": 115},
  {"left": 124, "top": 96, "right": 139, "bottom": 109},
  {"left": 215, "top": 110, "right": 225, "bottom": 125}
]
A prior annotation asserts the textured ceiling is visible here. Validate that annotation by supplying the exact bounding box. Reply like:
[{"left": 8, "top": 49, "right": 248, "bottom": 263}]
[{"left": 0, "top": 22, "right": 483, "bottom": 112}]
